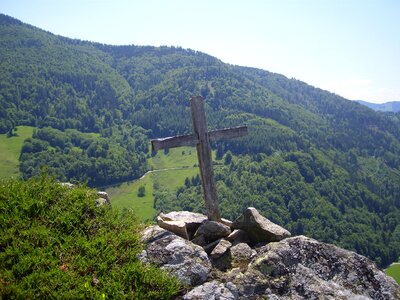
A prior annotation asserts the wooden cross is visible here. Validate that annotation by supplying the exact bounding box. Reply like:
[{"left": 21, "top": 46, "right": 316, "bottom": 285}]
[{"left": 151, "top": 96, "right": 248, "bottom": 222}]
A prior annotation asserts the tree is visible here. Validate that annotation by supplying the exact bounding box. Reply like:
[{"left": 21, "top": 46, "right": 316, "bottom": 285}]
[
  {"left": 216, "top": 144, "right": 224, "bottom": 160},
  {"left": 6, "top": 126, "right": 17, "bottom": 137},
  {"left": 184, "top": 177, "right": 190, "bottom": 188},
  {"left": 138, "top": 186, "right": 146, "bottom": 197},
  {"left": 224, "top": 151, "right": 232, "bottom": 165}
]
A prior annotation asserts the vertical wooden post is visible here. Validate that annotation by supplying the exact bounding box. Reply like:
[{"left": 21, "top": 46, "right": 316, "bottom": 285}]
[
  {"left": 151, "top": 96, "right": 247, "bottom": 222},
  {"left": 190, "top": 96, "right": 221, "bottom": 222}
]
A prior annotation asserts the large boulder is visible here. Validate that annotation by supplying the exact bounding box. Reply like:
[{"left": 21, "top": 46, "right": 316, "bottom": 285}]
[
  {"left": 229, "top": 236, "right": 400, "bottom": 299},
  {"left": 157, "top": 211, "right": 207, "bottom": 240},
  {"left": 232, "top": 207, "right": 290, "bottom": 243},
  {"left": 139, "top": 225, "right": 211, "bottom": 287}
]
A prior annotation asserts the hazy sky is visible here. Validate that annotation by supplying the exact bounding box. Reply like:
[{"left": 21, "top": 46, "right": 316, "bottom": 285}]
[{"left": 1, "top": 0, "right": 399, "bottom": 103}]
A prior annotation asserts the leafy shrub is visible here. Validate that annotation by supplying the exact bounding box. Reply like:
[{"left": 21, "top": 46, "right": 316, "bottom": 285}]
[
  {"left": 137, "top": 186, "right": 146, "bottom": 197},
  {"left": 0, "top": 175, "right": 181, "bottom": 299}
]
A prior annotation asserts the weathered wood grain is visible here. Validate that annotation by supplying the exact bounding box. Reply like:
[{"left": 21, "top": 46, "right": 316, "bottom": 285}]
[{"left": 150, "top": 96, "right": 248, "bottom": 222}]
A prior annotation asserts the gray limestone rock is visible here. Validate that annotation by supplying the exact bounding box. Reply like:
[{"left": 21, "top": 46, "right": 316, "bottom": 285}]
[
  {"left": 194, "top": 221, "right": 231, "bottom": 243},
  {"left": 221, "top": 218, "right": 233, "bottom": 228},
  {"left": 95, "top": 191, "right": 111, "bottom": 207},
  {"left": 203, "top": 239, "right": 222, "bottom": 254},
  {"left": 191, "top": 234, "right": 207, "bottom": 247},
  {"left": 226, "top": 229, "right": 250, "bottom": 245},
  {"left": 95, "top": 197, "right": 108, "bottom": 207},
  {"left": 211, "top": 239, "right": 232, "bottom": 260},
  {"left": 96, "top": 191, "right": 110, "bottom": 204},
  {"left": 140, "top": 225, "right": 211, "bottom": 287},
  {"left": 157, "top": 211, "right": 207, "bottom": 240},
  {"left": 183, "top": 280, "right": 238, "bottom": 300},
  {"left": 157, "top": 216, "right": 190, "bottom": 240},
  {"left": 230, "top": 242, "right": 255, "bottom": 270},
  {"left": 59, "top": 182, "right": 75, "bottom": 189},
  {"left": 140, "top": 215, "right": 399, "bottom": 300},
  {"left": 232, "top": 207, "right": 291, "bottom": 243},
  {"left": 230, "top": 235, "right": 400, "bottom": 299}
]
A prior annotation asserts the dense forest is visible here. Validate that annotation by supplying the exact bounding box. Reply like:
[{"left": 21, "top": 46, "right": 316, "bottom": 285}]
[{"left": 1, "top": 14, "right": 400, "bottom": 267}]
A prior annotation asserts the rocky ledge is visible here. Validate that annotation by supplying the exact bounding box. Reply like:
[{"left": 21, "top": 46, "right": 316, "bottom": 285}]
[{"left": 139, "top": 207, "right": 400, "bottom": 299}]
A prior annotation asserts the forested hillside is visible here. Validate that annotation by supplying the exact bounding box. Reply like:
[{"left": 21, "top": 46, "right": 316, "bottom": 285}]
[{"left": 1, "top": 14, "right": 399, "bottom": 267}]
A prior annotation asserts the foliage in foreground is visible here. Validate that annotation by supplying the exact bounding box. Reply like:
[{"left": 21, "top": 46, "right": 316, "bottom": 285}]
[{"left": 0, "top": 175, "right": 181, "bottom": 299}]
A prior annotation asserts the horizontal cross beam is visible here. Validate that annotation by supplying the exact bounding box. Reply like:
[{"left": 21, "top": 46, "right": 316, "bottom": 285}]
[
  {"left": 209, "top": 126, "right": 248, "bottom": 142},
  {"left": 151, "top": 125, "right": 248, "bottom": 152},
  {"left": 150, "top": 96, "right": 249, "bottom": 222},
  {"left": 152, "top": 134, "right": 197, "bottom": 152}
]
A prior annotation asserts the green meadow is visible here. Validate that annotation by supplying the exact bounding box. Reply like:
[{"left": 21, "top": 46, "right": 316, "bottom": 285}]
[
  {"left": 386, "top": 263, "right": 400, "bottom": 284},
  {"left": 107, "top": 146, "right": 216, "bottom": 221},
  {"left": 148, "top": 147, "right": 198, "bottom": 169},
  {"left": 0, "top": 128, "right": 212, "bottom": 223},
  {"left": 0, "top": 126, "right": 34, "bottom": 178}
]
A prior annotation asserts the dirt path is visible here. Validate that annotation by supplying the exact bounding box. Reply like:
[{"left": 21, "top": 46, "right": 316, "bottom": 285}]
[{"left": 139, "top": 166, "right": 196, "bottom": 180}]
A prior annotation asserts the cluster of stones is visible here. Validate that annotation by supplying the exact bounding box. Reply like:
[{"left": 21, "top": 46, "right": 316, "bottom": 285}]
[
  {"left": 156, "top": 207, "right": 290, "bottom": 270},
  {"left": 140, "top": 207, "right": 400, "bottom": 299}
]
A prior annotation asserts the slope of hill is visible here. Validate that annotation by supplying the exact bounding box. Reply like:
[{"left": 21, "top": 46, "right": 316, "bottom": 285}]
[
  {"left": 0, "top": 13, "right": 399, "bottom": 267},
  {"left": 357, "top": 100, "right": 400, "bottom": 112},
  {"left": 0, "top": 176, "right": 180, "bottom": 298},
  {"left": 0, "top": 126, "right": 34, "bottom": 178}
]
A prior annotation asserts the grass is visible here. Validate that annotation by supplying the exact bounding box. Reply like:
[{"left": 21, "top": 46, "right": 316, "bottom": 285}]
[
  {"left": 107, "top": 146, "right": 219, "bottom": 221},
  {"left": 107, "top": 167, "right": 200, "bottom": 221},
  {"left": 386, "top": 263, "right": 400, "bottom": 284},
  {"left": 0, "top": 175, "right": 181, "bottom": 299},
  {"left": 0, "top": 126, "right": 34, "bottom": 178},
  {"left": 148, "top": 147, "right": 198, "bottom": 169},
  {"left": 107, "top": 172, "right": 155, "bottom": 221}
]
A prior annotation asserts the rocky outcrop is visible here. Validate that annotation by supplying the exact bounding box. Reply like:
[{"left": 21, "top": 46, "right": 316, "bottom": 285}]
[
  {"left": 232, "top": 207, "right": 291, "bottom": 243},
  {"left": 229, "top": 235, "right": 400, "bottom": 299},
  {"left": 140, "top": 208, "right": 400, "bottom": 299},
  {"left": 139, "top": 225, "right": 211, "bottom": 287},
  {"left": 182, "top": 280, "right": 238, "bottom": 300}
]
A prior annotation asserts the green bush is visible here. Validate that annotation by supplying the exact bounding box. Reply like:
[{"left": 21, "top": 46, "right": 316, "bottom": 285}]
[
  {"left": 137, "top": 186, "right": 146, "bottom": 197},
  {"left": 0, "top": 175, "right": 181, "bottom": 299}
]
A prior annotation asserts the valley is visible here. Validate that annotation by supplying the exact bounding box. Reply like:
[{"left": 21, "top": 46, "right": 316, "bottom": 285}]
[
  {"left": 0, "top": 13, "right": 400, "bottom": 270},
  {"left": 107, "top": 146, "right": 201, "bottom": 221}
]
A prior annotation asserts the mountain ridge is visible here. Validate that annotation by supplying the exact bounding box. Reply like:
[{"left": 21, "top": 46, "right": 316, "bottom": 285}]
[
  {"left": 1, "top": 13, "right": 399, "bottom": 268},
  {"left": 356, "top": 100, "right": 400, "bottom": 112}
]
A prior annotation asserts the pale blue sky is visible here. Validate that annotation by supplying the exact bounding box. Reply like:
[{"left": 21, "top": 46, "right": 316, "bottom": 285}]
[{"left": 1, "top": 0, "right": 399, "bottom": 103}]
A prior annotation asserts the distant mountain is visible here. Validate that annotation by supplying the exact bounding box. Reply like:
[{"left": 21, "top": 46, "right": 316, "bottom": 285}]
[
  {"left": 356, "top": 100, "right": 400, "bottom": 112},
  {"left": 1, "top": 13, "right": 400, "bottom": 268}
]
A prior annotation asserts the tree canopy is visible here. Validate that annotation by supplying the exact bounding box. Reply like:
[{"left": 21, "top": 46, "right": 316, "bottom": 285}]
[{"left": 1, "top": 13, "right": 400, "bottom": 267}]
